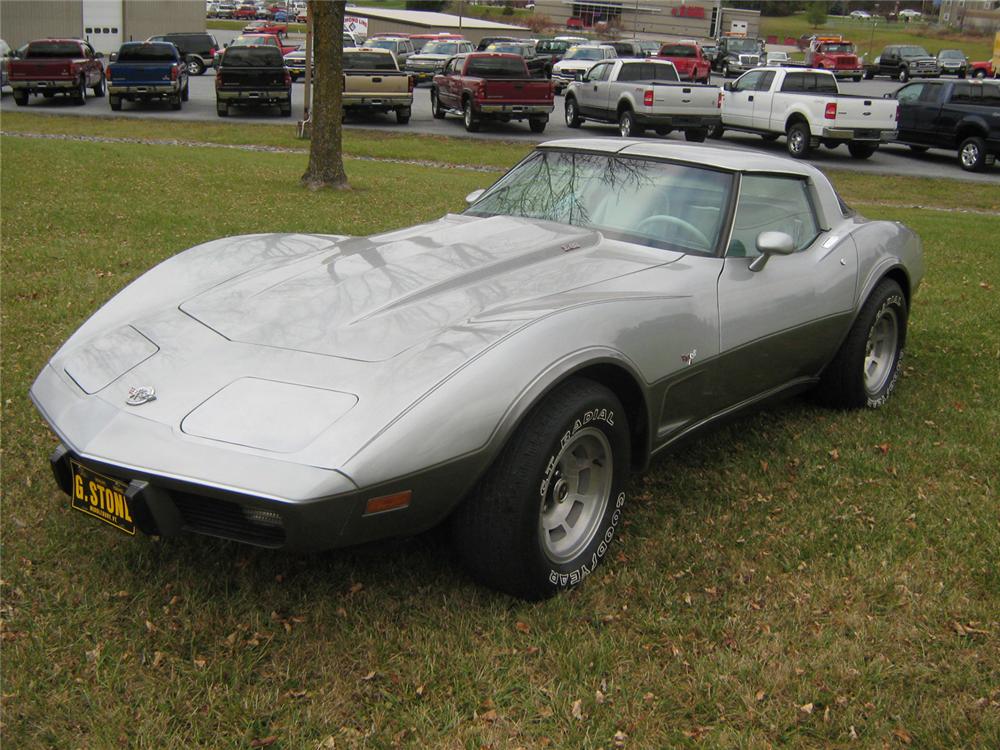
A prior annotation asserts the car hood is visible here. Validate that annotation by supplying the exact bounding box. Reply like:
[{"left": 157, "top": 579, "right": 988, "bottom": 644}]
[
  {"left": 178, "top": 214, "right": 673, "bottom": 362},
  {"left": 407, "top": 53, "right": 449, "bottom": 63}
]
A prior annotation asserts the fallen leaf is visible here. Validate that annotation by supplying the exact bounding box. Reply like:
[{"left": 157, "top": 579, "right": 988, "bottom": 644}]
[
  {"left": 85, "top": 644, "right": 102, "bottom": 663},
  {"left": 515, "top": 621, "right": 530, "bottom": 634},
  {"left": 613, "top": 729, "right": 628, "bottom": 747},
  {"left": 829, "top": 448, "right": 840, "bottom": 461},
  {"left": 192, "top": 657, "right": 206, "bottom": 668},
  {"left": 980, "top": 281, "right": 992, "bottom": 290},
  {"left": 416, "top": 685, "right": 425, "bottom": 697},
  {"left": 755, "top": 690, "right": 766, "bottom": 702},
  {"left": 286, "top": 689, "right": 308, "bottom": 699},
  {"left": 250, "top": 736, "right": 277, "bottom": 748},
  {"left": 317, "top": 736, "right": 337, "bottom": 750},
  {"left": 877, "top": 442, "right": 891, "bottom": 455},
  {"left": 683, "top": 593, "right": 692, "bottom": 605},
  {"left": 893, "top": 727, "right": 913, "bottom": 745},
  {"left": 595, "top": 689, "right": 605, "bottom": 704},
  {"left": 643, "top": 692, "right": 655, "bottom": 703},
  {"left": 348, "top": 582, "right": 364, "bottom": 594},
  {"left": 144, "top": 620, "right": 157, "bottom": 633},
  {"left": 800, "top": 702, "right": 814, "bottom": 714},
  {"left": 849, "top": 725, "right": 859, "bottom": 740},
  {"left": 480, "top": 709, "right": 498, "bottom": 722},
  {"left": 361, "top": 671, "right": 376, "bottom": 681},
  {"left": 571, "top": 698, "right": 584, "bottom": 720},
  {"left": 152, "top": 651, "right": 165, "bottom": 668}
]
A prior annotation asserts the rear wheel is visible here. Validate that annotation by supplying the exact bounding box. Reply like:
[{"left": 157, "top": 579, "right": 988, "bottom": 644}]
[
  {"left": 451, "top": 378, "right": 631, "bottom": 600},
  {"left": 786, "top": 121, "right": 812, "bottom": 158},
  {"left": 973, "top": 68, "right": 987, "bottom": 79},
  {"left": 654, "top": 126, "right": 672, "bottom": 137},
  {"left": 217, "top": 101, "right": 229, "bottom": 117},
  {"left": 864, "top": 68, "right": 874, "bottom": 80},
  {"left": 280, "top": 103, "right": 292, "bottom": 117},
  {"left": 528, "top": 116, "right": 546, "bottom": 133},
  {"left": 684, "top": 128, "right": 707, "bottom": 142},
  {"left": 618, "top": 109, "right": 643, "bottom": 137},
  {"left": 13, "top": 89, "right": 28, "bottom": 106},
  {"left": 430, "top": 88, "right": 445, "bottom": 119},
  {"left": 848, "top": 142, "right": 876, "bottom": 159},
  {"left": 564, "top": 97, "right": 582, "bottom": 128},
  {"left": 109, "top": 94, "right": 122, "bottom": 111},
  {"left": 852, "top": 75, "right": 862, "bottom": 82},
  {"left": 463, "top": 99, "right": 480, "bottom": 132},
  {"left": 708, "top": 122, "right": 725, "bottom": 139},
  {"left": 815, "top": 280, "right": 907, "bottom": 409},
  {"left": 958, "top": 135, "right": 987, "bottom": 171},
  {"left": 170, "top": 93, "right": 182, "bottom": 110},
  {"left": 396, "top": 105, "right": 411, "bottom": 124}
]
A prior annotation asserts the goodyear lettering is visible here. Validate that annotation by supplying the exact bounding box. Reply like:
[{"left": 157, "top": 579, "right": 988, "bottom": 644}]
[{"left": 549, "top": 491, "right": 626, "bottom": 587}]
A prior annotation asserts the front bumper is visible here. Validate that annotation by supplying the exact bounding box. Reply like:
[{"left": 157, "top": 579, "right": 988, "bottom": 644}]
[
  {"left": 830, "top": 68, "right": 864, "bottom": 78},
  {"left": 820, "top": 127, "right": 896, "bottom": 143},
  {"left": 404, "top": 67, "right": 442, "bottom": 82}
]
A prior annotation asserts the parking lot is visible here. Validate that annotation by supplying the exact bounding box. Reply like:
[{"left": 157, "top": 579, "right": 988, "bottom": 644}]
[{"left": 3, "top": 63, "right": 997, "bottom": 184}]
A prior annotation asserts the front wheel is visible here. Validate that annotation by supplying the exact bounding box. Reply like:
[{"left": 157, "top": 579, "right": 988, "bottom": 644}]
[
  {"left": 73, "top": 76, "right": 87, "bottom": 105},
  {"left": 109, "top": 94, "right": 122, "bottom": 111},
  {"left": 187, "top": 57, "right": 205, "bottom": 76},
  {"left": 463, "top": 99, "right": 480, "bottom": 132},
  {"left": 430, "top": 89, "right": 445, "bottom": 119},
  {"left": 564, "top": 97, "right": 582, "bottom": 128},
  {"left": 93, "top": 75, "right": 105, "bottom": 97},
  {"left": 898, "top": 67, "right": 909, "bottom": 83},
  {"left": 848, "top": 142, "right": 876, "bottom": 159},
  {"left": 958, "top": 135, "right": 987, "bottom": 171},
  {"left": 451, "top": 378, "right": 631, "bottom": 600},
  {"left": 786, "top": 121, "right": 812, "bottom": 158},
  {"left": 13, "top": 89, "right": 28, "bottom": 106},
  {"left": 973, "top": 68, "right": 986, "bottom": 79},
  {"left": 528, "top": 116, "right": 546, "bottom": 133},
  {"left": 815, "top": 279, "right": 907, "bottom": 409}
]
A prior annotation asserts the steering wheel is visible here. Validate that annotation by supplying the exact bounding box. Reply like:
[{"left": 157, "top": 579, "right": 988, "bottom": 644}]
[{"left": 635, "top": 214, "right": 711, "bottom": 249}]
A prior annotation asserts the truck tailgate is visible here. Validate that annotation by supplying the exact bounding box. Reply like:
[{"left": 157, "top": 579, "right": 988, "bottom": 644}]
[
  {"left": 648, "top": 82, "right": 719, "bottom": 116},
  {"left": 218, "top": 67, "right": 287, "bottom": 89},
  {"left": 343, "top": 71, "right": 410, "bottom": 96},
  {"left": 108, "top": 62, "right": 177, "bottom": 87},
  {"left": 481, "top": 78, "right": 552, "bottom": 104},
  {"left": 9, "top": 59, "right": 75, "bottom": 79},
  {"left": 831, "top": 96, "right": 898, "bottom": 131}
]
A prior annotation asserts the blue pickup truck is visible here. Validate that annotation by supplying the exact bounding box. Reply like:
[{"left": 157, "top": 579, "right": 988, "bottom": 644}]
[{"left": 107, "top": 41, "right": 189, "bottom": 111}]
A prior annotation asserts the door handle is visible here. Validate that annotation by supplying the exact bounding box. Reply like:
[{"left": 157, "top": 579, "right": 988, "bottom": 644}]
[{"left": 748, "top": 95, "right": 754, "bottom": 101}]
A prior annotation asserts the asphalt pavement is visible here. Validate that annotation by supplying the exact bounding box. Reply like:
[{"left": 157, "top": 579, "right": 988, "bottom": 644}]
[{"left": 3, "top": 62, "right": 997, "bottom": 184}]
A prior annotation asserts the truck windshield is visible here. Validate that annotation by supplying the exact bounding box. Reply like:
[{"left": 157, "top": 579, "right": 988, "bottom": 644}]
[
  {"left": 900, "top": 46, "right": 931, "bottom": 56},
  {"left": 564, "top": 47, "right": 604, "bottom": 61},
  {"left": 25, "top": 42, "right": 82, "bottom": 58},
  {"left": 117, "top": 44, "right": 177, "bottom": 62},
  {"left": 231, "top": 35, "right": 277, "bottom": 47},
  {"left": 467, "top": 151, "right": 733, "bottom": 256},
  {"left": 938, "top": 50, "right": 964, "bottom": 59},
  {"left": 821, "top": 43, "right": 854, "bottom": 54},
  {"left": 344, "top": 52, "right": 398, "bottom": 70},
  {"left": 659, "top": 45, "right": 697, "bottom": 57},
  {"left": 222, "top": 47, "right": 283, "bottom": 66},
  {"left": 487, "top": 44, "right": 525, "bottom": 55},
  {"left": 466, "top": 56, "right": 526, "bottom": 77},
  {"left": 421, "top": 42, "right": 459, "bottom": 55},
  {"left": 727, "top": 39, "right": 758, "bottom": 53}
]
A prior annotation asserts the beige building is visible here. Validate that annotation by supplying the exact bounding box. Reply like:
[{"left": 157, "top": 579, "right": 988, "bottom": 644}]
[
  {"left": 939, "top": 0, "right": 1000, "bottom": 31},
  {"left": 0, "top": 0, "right": 205, "bottom": 53},
  {"left": 531, "top": 1, "right": 760, "bottom": 42},
  {"left": 344, "top": 5, "right": 531, "bottom": 46}
]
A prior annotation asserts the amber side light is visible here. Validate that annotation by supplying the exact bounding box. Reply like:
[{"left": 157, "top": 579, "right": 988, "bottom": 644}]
[{"left": 364, "top": 490, "right": 412, "bottom": 515}]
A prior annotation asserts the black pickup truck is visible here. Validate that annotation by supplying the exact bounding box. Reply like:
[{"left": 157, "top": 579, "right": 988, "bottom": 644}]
[
  {"left": 215, "top": 45, "right": 291, "bottom": 117},
  {"left": 865, "top": 45, "right": 940, "bottom": 82},
  {"left": 893, "top": 78, "right": 1000, "bottom": 171}
]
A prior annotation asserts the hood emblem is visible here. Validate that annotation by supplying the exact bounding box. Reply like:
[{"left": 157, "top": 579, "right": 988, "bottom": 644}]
[
  {"left": 561, "top": 242, "right": 582, "bottom": 253},
  {"left": 681, "top": 349, "right": 697, "bottom": 366},
  {"left": 125, "top": 386, "right": 157, "bottom": 406}
]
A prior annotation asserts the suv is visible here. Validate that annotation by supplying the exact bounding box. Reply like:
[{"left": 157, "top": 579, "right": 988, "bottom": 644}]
[
  {"left": 146, "top": 32, "right": 220, "bottom": 75},
  {"left": 365, "top": 36, "right": 415, "bottom": 65}
]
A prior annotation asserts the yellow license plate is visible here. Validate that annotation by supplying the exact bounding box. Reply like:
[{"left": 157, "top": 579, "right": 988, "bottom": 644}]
[{"left": 70, "top": 460, "right": 135, "bottom": 535}]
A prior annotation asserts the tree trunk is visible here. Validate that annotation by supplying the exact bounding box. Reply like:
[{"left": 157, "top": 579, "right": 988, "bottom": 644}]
[{"left": 301, "top": 0, "right": 349, "bottom": 190}]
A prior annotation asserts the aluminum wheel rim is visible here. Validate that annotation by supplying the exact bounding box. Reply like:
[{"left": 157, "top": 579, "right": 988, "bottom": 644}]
[
  {"left": 864, "top": 307, "right": 899, "bottom": 395},
  {"left": 539, "top": 427, "right": 613, "bottom": 564},
  {"left": 789, "top": 129, "right": 805, "bottom": 153},
  {"left": 464, "top": 103, "right": 472, "bottom": 127},
  {"left": 620, "top": 114, "right": 631, "bottom": 137},
  {"left": 961, "top": 142, "right": 980, "bottom": 168},
  {"left": 566, "top": 101, "right": 576, "bottom": 125}
]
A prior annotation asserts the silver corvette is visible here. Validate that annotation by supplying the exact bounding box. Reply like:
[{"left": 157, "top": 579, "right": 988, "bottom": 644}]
[{"left": 32, "top": 140, "right": 923, "bottom": 600}]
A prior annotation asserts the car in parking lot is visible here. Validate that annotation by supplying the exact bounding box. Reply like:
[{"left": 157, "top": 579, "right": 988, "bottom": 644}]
[
  {"left": 936, "top": 49, "right": 969, "bottom": 77},
  {"left": 146, "top": 32, "right": 220, "bottom": 76},
  {"left": 106, "top": 41, "right": 188, "bottom": 111},
  {"left": 215, "top": 44, "right": 291, "bottom": 117},
  {"left": 9, "top": 38, "right": 105, "bottom": 106},
  {"left": 31, "top": 139, "right": 923, "bottom": 601},
  {"left": 404, "top": 39, "right": 475, "bottom": 84},
  {"left": 364, "top": 36, "right": 415, "bottom": 66},
  {"left": 551, "top": 44, "right": 617, "bottom": 93},
  {"left": 865, "top": 45, "right": 940, "bottom": 82}
]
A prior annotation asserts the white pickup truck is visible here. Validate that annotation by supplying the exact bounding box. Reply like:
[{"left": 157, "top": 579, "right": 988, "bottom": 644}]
[
  {"left": 563, "top": 58, "right": 721, "bottom": 141},
  {"left": 715, "top": 67, "right": 898, "bottom": 159}
]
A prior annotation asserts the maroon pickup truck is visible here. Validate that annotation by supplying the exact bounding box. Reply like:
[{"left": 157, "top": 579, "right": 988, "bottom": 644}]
[
  {"left": 9, "top": 38, "right": 105, "bottom": 106},
  {"left": 430, "top": 52, "right": 554, "bottom": 133}
]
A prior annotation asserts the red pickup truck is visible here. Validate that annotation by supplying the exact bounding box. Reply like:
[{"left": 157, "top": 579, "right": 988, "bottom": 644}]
[
  {"left": 430, "top": 52, "right": 554, "bottom": 133},
  {"left": 9, "top": 38, "right": 105, "bottom": 106},
  {"left": 656, "top": 42, "right": 712, "bottom": 84}
]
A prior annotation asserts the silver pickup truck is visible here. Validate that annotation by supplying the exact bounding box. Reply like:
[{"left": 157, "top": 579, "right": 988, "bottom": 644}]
[{"left": 563, "top": 58, "right": 721, "bottom": 141}]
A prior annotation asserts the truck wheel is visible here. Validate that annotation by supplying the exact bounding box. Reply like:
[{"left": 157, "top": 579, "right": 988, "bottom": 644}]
[
  {"left": 170, "top": 93, "right": 182, "bottom": 110},
  {"left": 74, "top": 77, "right": 87, "bottom": 105},
  {"left": 451, "top": 378, "right": 631, "bottom": 601},
  {"left": 430, "top": 89, "right": 445, "bottom": 119},
  {"left": 721, "top": 62, "right": 730, "bottom": 77},
  {"left": 528, "top": 116, "right": 546, "bottom": 133},
  {"left": 13, "top": 90, "right": 28, "bottom": 106},
  {"left": 181, "top": 83, "right": 190, "bottom": 102},
  {"left": 898, "top": 67, "right": 909, "bottom": 82},
  {"left": 564, "top": 97, "right": 582, "bottom": 127},
  {"left": 280, "top": 103, "right": 292, "bottom": 117},
  {"left": 654, "top": 126, "right": 672, "bottom": 136},
  {"left": 217, "top": 102, "right": 229, "bottom": 117},
  {"left": 848, "top": 142, "right": 876, "bottom": 159},
  {"left": 684, "top": 128, "right": 707, "bottom": 142},
  {"left": 973, "top": 68, "right": 986, "bottom": 79},
  {"left": 396, "top": 106, "right": 411, "bottom": 124},
  {"left": 463, "top": 100, "right": 480, "bottom": 132},
  {"left": 852, "top": 75, "right": 862, "bottom": 82},
  {"left": 786, "top": 121, "right": 812, "bottom": 158},
  {"left": 93, "top": 75, "right": 105, "bottom": 97},
  {"left": 958, "top": 136, "right": 987, "bottom": 172},
  {"left": 187, "top": 57, "right": 204, "bottom": 76},
  {"left": 708, "top": 123, "right": 725, "bottom": 139},
  {"left": 618, "top": 109, "right": 643, "bottom": 137},
  {"left": 864, "top": 68, "right": 874, "bottom": 80},
  {"left": 814, "top": 279, "right": 906, "bottom": 410},
  {"left": 109, "top": 94, "right": 122, "bottom": 111}
]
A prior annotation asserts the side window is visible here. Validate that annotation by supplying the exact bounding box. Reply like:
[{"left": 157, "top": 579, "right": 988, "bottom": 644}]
[
  {"left": 735, "top": 70, "right": 763, "bottom": 92},
  {"left": 727, "top": 175, "right": 820, "bottom": 258},
  {"left": 951, "top": 82, "right": 971, "bottom": 102},
  {"left": 918, "top": 84, "right": 940, "bottom": 103},
  {"left": 605, "top": 47, "right": 615, "bottom": 58},
  {"left": 614, "top": 62, "right": 638, "bottom": 81},
  {"left": 754, "top": 70, "right": 775, "bottom": 91},
  {"left": 589, "top": 62, "right": 612, "bottom": 81},
  {"left": 896, "top": 83, "right": 924, "bottom": 104},
  {"left": 780, "top": 72, "right": 804, "bottom": 93}
]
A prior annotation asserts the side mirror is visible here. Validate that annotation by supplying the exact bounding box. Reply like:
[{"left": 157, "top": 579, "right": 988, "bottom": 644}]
[
  {"left": 723, "top": 81, "right": 735, "bottom": 92},
  {"left": 95, "top": 51, "right": 105, "bottom": 59},
  {"left": 465, "top": 189, "right": 485, "bottom": 204},
  {"left": 749, "top": 231, "right": 795, "bottom": 272},
  {"left": 109, "top": 52, "right": 118, "bottom": 62}
]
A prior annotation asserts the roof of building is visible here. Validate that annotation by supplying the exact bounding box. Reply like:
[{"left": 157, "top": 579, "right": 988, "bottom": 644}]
[{"left": 345, "top": 5, "right": 527, "bottom": 31}]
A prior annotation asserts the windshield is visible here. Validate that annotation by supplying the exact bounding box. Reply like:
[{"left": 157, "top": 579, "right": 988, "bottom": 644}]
[
  {"left": 727, "top": 39, "right": 758, "bottom": 53},
  {"left": 659, "top": 45, "right": 696, "bottom": 57},
  {"left": 939, "top": 50, "right": 965, "bottom": 59},
  {"left": 467, "top": 151, "right": 732, "bottom": 255},
  {"left": 368, "top": 40, "right": 400, "bottom": 52},
  {"left": 565, "top": 47, "right": 604, "bottom": 61},
  {"left": 421, "top": 41, "right": 458, "bottom": 55},
  {"left": 488, "top": 44, "right": 525, "bottom": 55},
  {"left": 900, "top": 46, "right": 931, "bottom": 56},
  {"left": 537, "top": 40, "right": 569, "bottom": 53},
  {"left": 231, "top": 35, "right": 276, "bottom": 47},
  {"left": 821, "top": 43, "right": 854, "bottom": 54}
]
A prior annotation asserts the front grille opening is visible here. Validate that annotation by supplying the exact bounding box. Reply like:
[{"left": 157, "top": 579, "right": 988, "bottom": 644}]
[{"left": 173, "top": 492, "right": 285, "bottom": 547}]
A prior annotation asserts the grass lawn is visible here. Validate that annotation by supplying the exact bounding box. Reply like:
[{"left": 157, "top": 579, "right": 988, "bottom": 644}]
[
  {"left": 1, "top": 124, "right": 998, "bottom": 748},
  {"left": 761, "top": 13, "right": 996, "bottom": 61}
]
